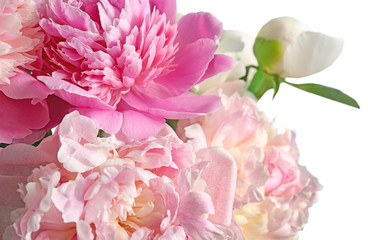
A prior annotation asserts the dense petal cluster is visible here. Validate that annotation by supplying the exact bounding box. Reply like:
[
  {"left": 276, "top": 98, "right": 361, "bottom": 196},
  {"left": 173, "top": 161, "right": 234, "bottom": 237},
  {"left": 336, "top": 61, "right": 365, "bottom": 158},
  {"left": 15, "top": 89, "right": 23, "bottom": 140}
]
[{"left": 0, "top": 111, "right": 240, "bottom": 239}]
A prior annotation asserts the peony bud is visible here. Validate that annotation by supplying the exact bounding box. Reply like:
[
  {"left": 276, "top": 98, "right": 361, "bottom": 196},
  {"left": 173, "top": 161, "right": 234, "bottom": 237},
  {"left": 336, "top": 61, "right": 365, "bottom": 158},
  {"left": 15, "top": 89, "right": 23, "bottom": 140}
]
[{"left": 254, "top": 16, "right": 344, "bottom": 78}]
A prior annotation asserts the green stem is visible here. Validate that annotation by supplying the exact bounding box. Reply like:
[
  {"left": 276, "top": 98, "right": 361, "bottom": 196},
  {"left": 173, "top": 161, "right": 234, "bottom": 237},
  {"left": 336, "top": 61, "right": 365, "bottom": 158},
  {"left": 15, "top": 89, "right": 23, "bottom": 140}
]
[
  {"left": 247, "top": 70, "right": 275, "bottom": 100},
  {"left": 241, "top": 65, "right": 258, "bottom": 82}
]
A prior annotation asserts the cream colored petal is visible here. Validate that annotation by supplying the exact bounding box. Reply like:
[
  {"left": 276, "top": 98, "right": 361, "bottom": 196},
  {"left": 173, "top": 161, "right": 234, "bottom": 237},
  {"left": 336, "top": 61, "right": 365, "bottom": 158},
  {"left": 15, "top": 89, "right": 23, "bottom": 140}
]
[{"left": 282, "top": 31, "right": 344, "bottom": 78}]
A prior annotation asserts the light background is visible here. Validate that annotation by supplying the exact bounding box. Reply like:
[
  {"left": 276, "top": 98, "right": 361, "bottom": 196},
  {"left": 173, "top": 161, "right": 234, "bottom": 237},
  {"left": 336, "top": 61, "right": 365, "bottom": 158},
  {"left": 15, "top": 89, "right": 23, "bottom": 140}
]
[{"left": 178, "top": 0, "right": 368, "bottom": 239}]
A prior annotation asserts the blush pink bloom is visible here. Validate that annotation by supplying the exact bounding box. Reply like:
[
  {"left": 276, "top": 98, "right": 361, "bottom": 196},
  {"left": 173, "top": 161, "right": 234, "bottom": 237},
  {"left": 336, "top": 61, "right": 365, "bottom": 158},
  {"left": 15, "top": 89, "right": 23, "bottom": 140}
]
[
  {"left": 177, "top": 93, "right": 271, "bottom": 206},
  {"left": 1, "top": 111, "right": 240, "bottom": 239},
  {"left": 177, "top": 91, "right": 321, "bottom": 239},
  {"left": 36, "top": 0, "right": 232, "bottom": 139},
  {"left": 0, "top": 0, "right": 44, "bottom": 84}
]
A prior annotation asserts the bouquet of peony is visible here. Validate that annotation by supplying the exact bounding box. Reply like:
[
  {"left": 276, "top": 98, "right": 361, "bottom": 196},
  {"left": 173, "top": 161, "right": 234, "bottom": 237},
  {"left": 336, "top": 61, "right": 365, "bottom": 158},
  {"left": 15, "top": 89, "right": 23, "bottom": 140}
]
[{"left": 0, "top": 0, "right": 359, "bottom": 239}]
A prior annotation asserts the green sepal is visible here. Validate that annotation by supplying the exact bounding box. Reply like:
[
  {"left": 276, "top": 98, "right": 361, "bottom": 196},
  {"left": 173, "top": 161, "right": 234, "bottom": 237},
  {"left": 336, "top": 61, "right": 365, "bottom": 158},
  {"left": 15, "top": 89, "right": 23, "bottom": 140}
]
[
  {"left": 247, "top": 70, "right": 281, "bottom": 100},
  {"left": 253, "top": 38, "right": 283, "bottom": 72},
  {"left": 284, "top": 81, "right": 360, "bottom": 108}
]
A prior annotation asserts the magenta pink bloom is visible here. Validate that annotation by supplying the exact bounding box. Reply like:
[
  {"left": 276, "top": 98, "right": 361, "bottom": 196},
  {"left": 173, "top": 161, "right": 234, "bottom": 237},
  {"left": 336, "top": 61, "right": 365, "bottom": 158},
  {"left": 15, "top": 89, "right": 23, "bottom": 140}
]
[
  {"left": 0, "top": 111, "right": 240, "bottom": 239},
  {"left": 36, "top": 0, "right": 232, "bottom": 139}
]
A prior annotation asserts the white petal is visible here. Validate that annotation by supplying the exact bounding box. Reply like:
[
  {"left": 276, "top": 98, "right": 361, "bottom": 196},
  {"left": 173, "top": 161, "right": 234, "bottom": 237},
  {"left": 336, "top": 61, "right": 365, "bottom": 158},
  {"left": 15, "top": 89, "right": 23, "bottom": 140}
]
[
  {"left": 217, "top": 30, "right": 245, "bottom": 53},
  {"left": 257, "top": 17, "right": 309, "bottom": 41},
  {"left": 282, "top": 31, "right": 344, "bottom": 78}
]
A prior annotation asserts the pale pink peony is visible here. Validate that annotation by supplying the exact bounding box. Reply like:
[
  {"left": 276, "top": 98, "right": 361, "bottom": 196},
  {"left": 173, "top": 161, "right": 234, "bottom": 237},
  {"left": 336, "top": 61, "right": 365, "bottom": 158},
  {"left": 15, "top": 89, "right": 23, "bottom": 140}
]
[
  {"left": 0, "top": 0, "right": 44, "bottom": 84},
  {"left": 35, "top": 0, "right": 233, "bottom": 139},
  {"left": 177, "top": 91, "right": 321, "bottom": 239},
  {"left": 1, "top": 111, "right": 240, "bottom": 239},
  {"left": 177, "top": 92, "right": 271, "bottom": 206}
]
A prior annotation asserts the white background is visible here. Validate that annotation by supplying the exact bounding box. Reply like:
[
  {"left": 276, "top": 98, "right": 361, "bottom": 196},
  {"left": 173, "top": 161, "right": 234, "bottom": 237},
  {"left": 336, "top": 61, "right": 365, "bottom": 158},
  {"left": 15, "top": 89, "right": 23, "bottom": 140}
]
[{"left": 178, "top": 0, "right": 368, "bottom": 239}]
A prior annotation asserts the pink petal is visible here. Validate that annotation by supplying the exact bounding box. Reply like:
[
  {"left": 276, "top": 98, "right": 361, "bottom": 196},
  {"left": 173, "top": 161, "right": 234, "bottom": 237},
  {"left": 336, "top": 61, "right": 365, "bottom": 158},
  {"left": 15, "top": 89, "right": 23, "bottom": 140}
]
[
  {"left": 118, "top": 110, "right": 165, "bottom": 140},
  {"left": 197, "top": 147, "right": 237, "bottom": 226},
  {"left": 199, "top": 54, "right": 234, "bottom": 84},
  {"left": 179, "top": 191, "right": 224, "bottom": 239},
  {"left": 154, "top": 39, "right": 218, "bottom": 96},
  {"left": 47, "top": 0, "right": 100, "bottom": 33},
  {"left": 76, "top": 221, "right": 94, "bottom": 240},
  {"left": 0, "top": 144, "right": 56, "bottom": 176},
  {"left": 121, "top": 91, "right": 221, "bottom": 119},
  {"left": 176, "top": 12, "right": 223, "bottom": 46},
  {"left": 159, "top": 226, "right": 186, "bottom": 240},
  {"left": 39, "top": 18, "right": 102, "bottom": 41},
  {"left": 0, "top": 92, "right": 49, "bottom": 143},
  {"left": 37, "top": 76, "right": 113, "bottom": 110},
  {"left": 0, "top": 72, "right": 51, "bottom": 100},
  {"left": 0, "top": 175, "right": 27, "bottom": 237},
  {"left": 74, "top": 108, "right": 123, "bottom": 134},
  {"left": 149, "top": 0, "right": 177, "bottom": 24},
  {"left": 42, "top": 95, "right": 72, "bottom": 130}
]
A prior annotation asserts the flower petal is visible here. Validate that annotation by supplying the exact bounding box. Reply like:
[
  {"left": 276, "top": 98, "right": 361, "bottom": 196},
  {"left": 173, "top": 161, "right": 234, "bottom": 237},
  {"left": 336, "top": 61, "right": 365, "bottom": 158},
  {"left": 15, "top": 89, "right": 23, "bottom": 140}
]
[
  {"left": 176, "top": 12, "right": 222, "bottom": 46},
  {"left": 197, "top": 147, "right": 237, "bottom": 226},
  {"left": 0, "top": 92, "right": 49, "bottom": 143},
  {"left": 122, "top": 91, "right": 221, "bottom": 119},
  {"left": 0, "top": 144, "right": 55, "bottom": 176},
  {"left": 74, "top": 108, "right": 123, "bottom": 134},
  {"left": 154, "top": 39, "right": 218, "bottom": 96},
  {"left": 0, "top": 175, "right": 27, "bottom": 237},
  {"left": 149, "top": 0, "right": 177, "bottom": 24},
  {"left": 119, "top": 110, "right": 166, "bottom": 140},
  {"left": 282, "top": 31, "right": 344, "bottom": 78},
  {"left": 0, "top": 73, "right": 51, "bottom": 100},
  {"left": 38, "top": 76, "right": 113, "bottom": 110}
]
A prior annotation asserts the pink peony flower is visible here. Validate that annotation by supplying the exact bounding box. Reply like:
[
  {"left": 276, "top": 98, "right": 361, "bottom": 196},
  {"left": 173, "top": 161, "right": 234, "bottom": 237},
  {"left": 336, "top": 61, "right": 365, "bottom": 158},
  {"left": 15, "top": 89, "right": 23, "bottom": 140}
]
[
  {"left": 35, "top": 0, "right": 233, "bottom": 139},
  {"left": 0, "top": 0, "right": 44, "bottom": 84},
  {"left": 0, "top": 111, "right": 240, "bottom": 239}
]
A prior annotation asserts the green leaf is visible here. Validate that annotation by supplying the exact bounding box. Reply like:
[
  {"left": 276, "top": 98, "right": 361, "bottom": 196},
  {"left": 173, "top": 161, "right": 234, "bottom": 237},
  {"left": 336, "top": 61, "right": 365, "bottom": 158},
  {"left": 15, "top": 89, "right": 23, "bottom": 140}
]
[
  {"left": 253, "top": 38, "right": 283, "bottom": 72},
  {"left": 166, "top": 119, "right": 178, "bottom": 131},
  {"left": 0, "top": 143, "right": 9, "bottom": 148},
  {"left": 284, "top": 82, "right": 360, "bottom": 108}
]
